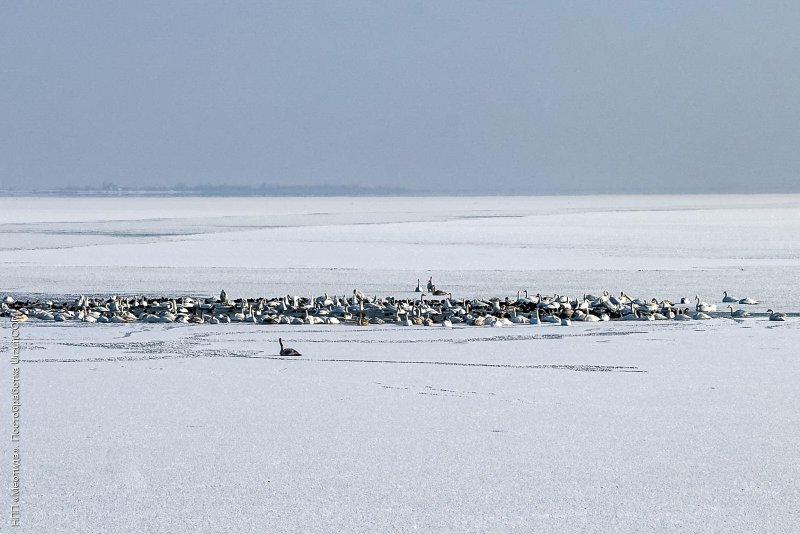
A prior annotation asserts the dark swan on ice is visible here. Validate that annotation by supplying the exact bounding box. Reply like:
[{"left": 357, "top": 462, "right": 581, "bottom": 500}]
[{"left": 278, "top": 338, "right": 301, "bottom": 356}]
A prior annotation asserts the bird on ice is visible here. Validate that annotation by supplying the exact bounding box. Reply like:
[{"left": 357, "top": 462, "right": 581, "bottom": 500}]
[{"left": 278, "top": 338, "right": 301, "bottom": 356}]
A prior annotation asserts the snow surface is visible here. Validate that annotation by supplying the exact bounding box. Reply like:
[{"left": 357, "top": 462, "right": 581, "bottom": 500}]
[{"left": 1, "top": 195, "right": 799, "bottom": 533}]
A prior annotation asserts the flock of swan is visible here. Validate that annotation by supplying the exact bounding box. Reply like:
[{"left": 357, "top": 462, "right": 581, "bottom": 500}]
[{"left": 0, "top": 285, "right": 790, "bottom": 326}]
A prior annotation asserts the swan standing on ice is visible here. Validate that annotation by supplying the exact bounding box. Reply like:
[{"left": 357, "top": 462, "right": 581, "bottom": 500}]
[
  {"left": 414, "top": 279, "right": 422, "bottom": 292},
  {"left": 278, "top": 338, "right": 301, "bottom": 356}
]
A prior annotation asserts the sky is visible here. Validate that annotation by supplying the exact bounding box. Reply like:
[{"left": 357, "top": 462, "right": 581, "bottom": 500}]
[{"left": 2, "top": 1, "right": 799, "bottom": 194}]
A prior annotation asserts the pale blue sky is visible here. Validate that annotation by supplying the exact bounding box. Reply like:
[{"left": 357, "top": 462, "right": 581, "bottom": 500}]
[{"left": 2, "top": 1, "right": 799, "bottom": 193}]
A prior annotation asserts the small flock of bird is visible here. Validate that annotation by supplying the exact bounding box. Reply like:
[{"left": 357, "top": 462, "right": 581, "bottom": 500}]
[{"left": 0, "top": 282, "right": 789, "bottom": 327}]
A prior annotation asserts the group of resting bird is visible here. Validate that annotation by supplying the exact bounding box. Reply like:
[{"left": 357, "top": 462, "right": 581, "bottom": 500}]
[{"left": 0, "top": 287, "right": 788, "bottom": 327}]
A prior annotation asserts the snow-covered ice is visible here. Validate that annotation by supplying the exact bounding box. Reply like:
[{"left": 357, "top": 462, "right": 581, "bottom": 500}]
[
  {"left": 1, "top": 195, "right": 799, "bottom": 532},
  {"left": 2, "top": 195, "right": 800, "bottom": 305},
  {"left": 3, "top": 321, "right": 799, "bottom": 533}
]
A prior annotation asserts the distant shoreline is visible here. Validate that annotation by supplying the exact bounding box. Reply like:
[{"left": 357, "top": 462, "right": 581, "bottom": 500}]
[
  {"left": 0, "top": 185, "right": 423, "bottom": 198},
  {"left": 3, "top": 188, "right": 800, "bottom": 197}
]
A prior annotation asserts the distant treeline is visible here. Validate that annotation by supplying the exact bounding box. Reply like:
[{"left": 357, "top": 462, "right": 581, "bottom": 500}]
[
  {"left": 0, "top": 183, "right": 425, "bottom": 197},
  {"left": 3, "top": 181, "right": 799, "bottom": 197}
]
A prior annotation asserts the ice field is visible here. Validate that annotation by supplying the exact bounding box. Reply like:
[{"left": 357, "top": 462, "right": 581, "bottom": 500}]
[
  {"left": 2, "top": 195, "right": 800, "bottom": 304},
  {"left": 1, "top": 195, "right": 800, "bottom": 533}
]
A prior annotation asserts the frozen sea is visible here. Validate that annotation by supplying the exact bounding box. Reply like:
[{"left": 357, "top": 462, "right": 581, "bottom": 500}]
[{"left": 1, "top": 195, "right": 799, "bottom": 533}]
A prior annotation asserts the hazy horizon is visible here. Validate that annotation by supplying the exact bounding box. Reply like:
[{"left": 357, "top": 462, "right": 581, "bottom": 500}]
[
  {"left": 2, "top": 2, "right": 799, "bottom": 194},
  {"left": 3, "top": 182, "right": 800, "bottom": 196}
]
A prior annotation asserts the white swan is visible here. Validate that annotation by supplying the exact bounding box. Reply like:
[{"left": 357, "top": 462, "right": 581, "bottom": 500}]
[
  {"left": 542, "top": 313, "right": 560, "bottom": 324},
  {"left": 582, "top": 313, "right": 600, "bottom": 322},
  {"left": 739, "top": 297, "right": 759, "bottom": 305},
  {"left": 695, "top": 296, "right": 717, "bottom": 312},
  {"left": 728, "top": 305, "right": 750, "bottom": 318}
]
